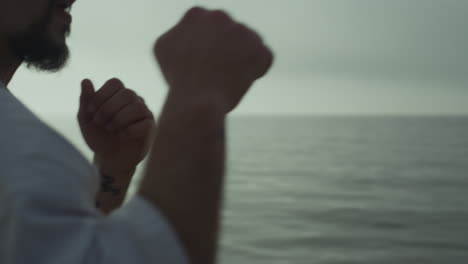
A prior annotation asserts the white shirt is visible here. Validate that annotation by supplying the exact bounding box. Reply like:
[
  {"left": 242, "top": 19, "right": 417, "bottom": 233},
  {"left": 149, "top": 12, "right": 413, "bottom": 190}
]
[{"left": 0, "top": 82, "right": 189, "bottom": 264}]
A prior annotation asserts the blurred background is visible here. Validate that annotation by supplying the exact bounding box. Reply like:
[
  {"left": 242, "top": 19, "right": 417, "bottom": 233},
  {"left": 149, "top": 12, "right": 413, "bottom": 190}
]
[{"left": 8, "top": 0, "right": 468, "bottom": 263}]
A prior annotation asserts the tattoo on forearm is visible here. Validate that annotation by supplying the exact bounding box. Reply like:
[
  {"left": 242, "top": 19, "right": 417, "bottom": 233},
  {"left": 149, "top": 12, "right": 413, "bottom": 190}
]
[{"left": 100, "top": 175, "right": 122, "bottom": 197}]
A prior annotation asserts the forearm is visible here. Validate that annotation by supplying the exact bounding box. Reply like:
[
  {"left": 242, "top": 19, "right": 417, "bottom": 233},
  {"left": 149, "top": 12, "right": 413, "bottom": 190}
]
[
  {"left": 94, "top": 155, "right": 135, "bottom": 215},
  {"left": 138, "top": 92, "right": 226, "bottom": 264}
]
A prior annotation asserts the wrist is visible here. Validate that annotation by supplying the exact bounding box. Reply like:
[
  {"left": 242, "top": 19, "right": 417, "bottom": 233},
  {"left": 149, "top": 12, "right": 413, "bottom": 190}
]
[
  {"left": 93, "top": 155, "right": 136, "bottom": 179},
  {"left": 94, "top": 155, "right": 135, "bottom": 214},
  {"left": 165, "top": 90, "right": 228, "bottom": 116}
]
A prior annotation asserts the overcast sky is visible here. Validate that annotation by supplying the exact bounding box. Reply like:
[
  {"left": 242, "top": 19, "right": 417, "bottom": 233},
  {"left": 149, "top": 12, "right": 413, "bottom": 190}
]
[{"left": 9, "top": 0, "right": 468, "bottom": 117}]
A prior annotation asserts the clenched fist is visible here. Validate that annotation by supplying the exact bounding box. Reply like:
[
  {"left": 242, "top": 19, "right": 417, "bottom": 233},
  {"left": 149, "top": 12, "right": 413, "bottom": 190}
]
[{"left": 154, "top": 6, "right": 274, "bottom": 114}]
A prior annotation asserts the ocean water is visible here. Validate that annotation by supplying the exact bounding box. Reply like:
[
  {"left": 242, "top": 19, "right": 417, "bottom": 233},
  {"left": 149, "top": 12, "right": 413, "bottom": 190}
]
[{"left": 50, "top": 115, "right": 468, "bottom": 264}]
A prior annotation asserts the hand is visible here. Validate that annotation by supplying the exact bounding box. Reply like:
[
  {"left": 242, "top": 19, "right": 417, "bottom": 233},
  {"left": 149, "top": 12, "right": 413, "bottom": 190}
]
[
  {"left": 154, "top": 6, "right": 274, "bottom": 114},
  {"left": 77, "top": 78, "right": 156, "bottom": 173}
]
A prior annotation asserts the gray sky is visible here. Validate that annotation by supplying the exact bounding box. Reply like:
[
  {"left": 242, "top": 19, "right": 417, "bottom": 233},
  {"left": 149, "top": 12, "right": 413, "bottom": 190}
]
[{"left": 9, "top": 0, "right": 468, "bottom": 117}]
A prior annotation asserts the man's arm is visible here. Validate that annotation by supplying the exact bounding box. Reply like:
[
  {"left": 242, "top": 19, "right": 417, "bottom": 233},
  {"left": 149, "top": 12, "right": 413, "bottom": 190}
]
[
  {"left": 138, "top": 92, "right": 226, "bottom": 264},
  {"left": 137, "top": 6, "right": 273, "bottom": 264},
  {"left": 93, "top": 155, "right": 135, "bottom": 215}
]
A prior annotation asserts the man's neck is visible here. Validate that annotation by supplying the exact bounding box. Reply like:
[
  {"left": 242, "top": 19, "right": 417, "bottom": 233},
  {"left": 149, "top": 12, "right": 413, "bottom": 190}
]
[{"left": 0, "top": 37, "right": 22, "bottom": 88}]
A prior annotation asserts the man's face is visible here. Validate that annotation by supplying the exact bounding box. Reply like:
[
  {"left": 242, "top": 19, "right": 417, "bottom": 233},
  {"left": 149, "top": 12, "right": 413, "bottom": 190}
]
[{"left": 0, "top": 0, "right": 75, "bottom": 72}]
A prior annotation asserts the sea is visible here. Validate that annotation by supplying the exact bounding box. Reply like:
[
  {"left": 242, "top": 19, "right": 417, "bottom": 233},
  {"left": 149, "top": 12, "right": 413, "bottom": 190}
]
[{"left": 49, "top": 115, "right": 468, "bottom": 264}]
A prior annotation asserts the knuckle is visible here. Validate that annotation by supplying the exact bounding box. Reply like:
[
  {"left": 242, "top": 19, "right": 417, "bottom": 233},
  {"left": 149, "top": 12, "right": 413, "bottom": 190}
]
[
  {"left": 208, "top": 10, "right": 232, "bottom": 22},
  {"left": 154, "top": 34, "right": 167, "bottom": 55},
  {"left": 108, "top": 120, "right": 122, "bottom": 133},
  {"left": 111, "top": 120, "right": 122, "bottom": 130},
  {"left": 107, "top": 78, "right": 124, "bottom": 88},
  {"left": 153, "top": 39, "right": 162, "bottom": 55},
  {"left": 142, "top": 119, "right": 155, "bottom": 130},
  {"left": 241, "top": 25, "right": 262, "bottom": 43},
  {"left": 261, "top": 45, "right": 274, "bottom": 64},
  {"left": 146, "top": 110, "right": 155, "bottom": 120},
  {"left": 123, "top": 89, "right": 137, "bottom": 100},
  {"left": 250, "top": 31, "right": 263, "bottom": 44},
  {"left": 114, "top": 120, "right": 126, "bottom": 131},
  {"left": 188, "top": 6, "right": 205, "bottom": 15},
  {"left": 145, "top": 122, "right": 155, "bottom": 132},
  {"left": 233, "top": 22, "right": 247, "bottom": 31},
  {"left": 256, "top": 46, "right": 274, "bottom": 77},
  {"left": 184, "top": 6, "right": 206, "bottom": 20},
  {"left": 229, "top": 23, "right": 251, "bottom": 37},
  {"left": 141, "top": 118, "right": 152, "bottom": 125},
  {"left": 136, "top": 101, "right": 149, "bottom": 112},
  {"left": 247, "top": 38, "right": 264, "bottom": 56},
  {"left": 255, "top": 43, "right": 268, "bottom": 55},
  {"left": 266, "top": 47, "right": 274, "bottom": 65},
  {"left": 252, "top": 42, "right": 269, "bottom": 58}
]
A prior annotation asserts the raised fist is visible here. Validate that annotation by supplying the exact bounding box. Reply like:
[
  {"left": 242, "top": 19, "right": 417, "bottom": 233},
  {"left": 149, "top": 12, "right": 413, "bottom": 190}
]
[{"left": 154, "top": 7, "right": 274, "bottom": 113}]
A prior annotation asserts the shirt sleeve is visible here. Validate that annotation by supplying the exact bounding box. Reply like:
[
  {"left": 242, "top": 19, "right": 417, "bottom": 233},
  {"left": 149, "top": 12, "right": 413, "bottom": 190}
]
[
  {"left": 99, "top": 194, "right": 190, "bottom": 264},
  {"left": 0, "top": 155, "right": 189, "bottom": 264}
]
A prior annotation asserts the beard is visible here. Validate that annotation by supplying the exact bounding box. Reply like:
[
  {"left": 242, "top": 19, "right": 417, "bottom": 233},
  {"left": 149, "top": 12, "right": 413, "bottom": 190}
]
[{"left": 7, "top": 1, "right": 70, "bottom": 72}]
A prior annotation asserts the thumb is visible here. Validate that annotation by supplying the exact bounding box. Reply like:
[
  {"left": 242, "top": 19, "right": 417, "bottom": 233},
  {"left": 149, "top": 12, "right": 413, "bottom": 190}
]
[
  {"left": 78, "top": 79, "right": 96, "bottom": 124},
  {"left": 80, "top": 79, "right": 95, "bottom": 106}
]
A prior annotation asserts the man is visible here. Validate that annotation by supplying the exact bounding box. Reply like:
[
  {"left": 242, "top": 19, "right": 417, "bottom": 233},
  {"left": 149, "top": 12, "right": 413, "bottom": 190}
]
[{"left": 0, "top": 0, "right": 273, "bottom": 263}]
